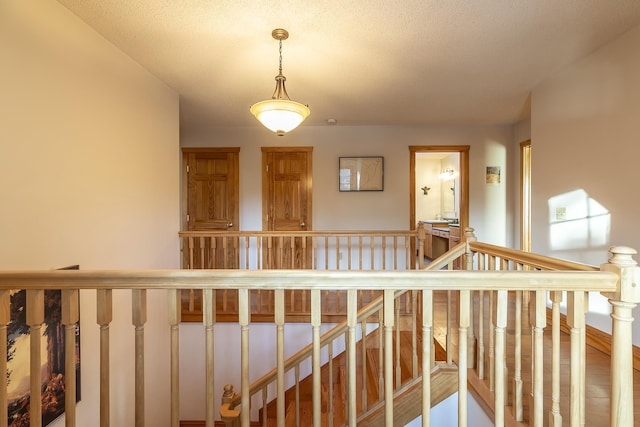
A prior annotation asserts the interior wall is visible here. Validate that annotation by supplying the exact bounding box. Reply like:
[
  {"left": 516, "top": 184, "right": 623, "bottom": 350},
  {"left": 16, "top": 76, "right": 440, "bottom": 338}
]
[
  {"left": 181, "top": 124, "right": 514, "bottom": 245},
  {"left": 531, "top": 23, "right": 640, "bottom": 340},
  {"left": 0, "top": 3, "right": 179, "bottom": 426}
]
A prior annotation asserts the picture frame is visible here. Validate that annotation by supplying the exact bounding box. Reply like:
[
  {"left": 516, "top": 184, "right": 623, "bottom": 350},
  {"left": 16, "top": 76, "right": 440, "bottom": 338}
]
[
  {"left": 339, "top": 156, "right": 384, "bottom": 192},
  {"left": 7, "top": 265, "right": 81, "bottom": 426}
]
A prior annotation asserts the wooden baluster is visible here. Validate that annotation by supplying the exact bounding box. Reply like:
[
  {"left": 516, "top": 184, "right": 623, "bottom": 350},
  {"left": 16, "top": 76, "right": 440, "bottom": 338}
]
[
  {"left": 267, "top": 236, "right": 273, "bottom": 270},
  {"left": 346, "top": 289, "right": 357, "bottom": 426},
  {"left": 417, "top": 224, "right": 426, "bottom": 269},
  {"left": 358, "top": 236, "right": 363, "bottom": 270},
  {"left": 188, "top": 237, "right": 196, "bottom": 314},
  {"left": 395, "top": 300, "right": 401, "bottom": 388},
  {"left": 580, "top": 293, "right": 588, "bottom": 427},
  {"left": 204, "top": 289, "right": 215, "bottom": 427},
  {"left": 488, "top": 255, "right": 496, "bottom": 390},
  {"left": 464, "top": 228, "right": 476, "bottom": 369},
  {"left": 275, "top": 289, "right": 285, "bottom": 427},
  {"left": 412, "top": 291, "right": 418, "bottom": 378},
  {"left": 132, "top": 289, "right": 147, "bottom": 427},
  {"left": 62, "top": 289, "right": 79, "bottom": 427},
  {"left": 347, "top": 236, "right": 352, "bottom": 270},
  {"left": 458, "top": 289, "right": 471, "bottom": 427},
  {"left": 381, "top": 236, "right": 387, "bottom": 270},
  {"left": 512, "top": 265, "right": 524, "bottom": 421},
  {"left": 566, "top": 290, "right": 585, "bottom": 427},
  {"left": 477, "top": 251, "right": 486, "bottom": 380},
  {"left": 301, "top": 237, "right": 309, "bottom": 317},
  {"left": 97, "top": 289, "right": 112, "bottom": 427},
  {"left": 446, "top": 289, "right": 452, "bottom": 365},
  {"left": 168, "top": 289, "right": 181, "bottom": 427},
  {"left": 201, "top": 236, "right": 207, "bottom": 269},
  {"left": 328, "top": 341, "right": 334, "bottom": 427},
  {"left": 530, "top": 290, "right": 546, "bottom": 427},
  {"left": 549, "top": 290, "right": 563, "bottom": 427},
  {"left": 301, "top": 233, "right": 308, "bottom": 270},
  {"left": 361, "top": 318, "right": 368, "bottom": 412},
  {"left": 500, "top": 259, "right": 509, "bottom": 407},
  {"left": 378, "top": 307, "right": 384, "bottom": 399},
  {"left": 422, "top": 289, "right": 433, "bottom": 425},
  {"left": 311, "top": 290, "right": 321, "bottom": 427},
  {"left": 244, "top": 236, "right": 250, "bottom": 269},
  {"left": 393, "top": 236, "right": 398, "bottom": 270},
  {"left": 278, "top": 236, "right": 284, "bottom": 268},
  {"left": 0, "top": 290, "right": 9, "bottom": 427},
  {"left": 477, "top": 289, "right": 485, "bottom": 379},
  {"left": 262, "top": 388, "right": 268, "bottom": 427},
  {"left": 257, "top": 236, "right": 263, "bottom": 269},
  {"left": 295, "top": 365, "right": 300, "bottom": 427},
  {"left": 493, "top": 290, "right": 507, "bottom": 427},
  {"left": 27, "top": 289, "right": 44, "bottom": 427},
  {"left": 221, "top": 235, "right": 228, "bottom": 268},
  {"left": 369, "top": 237, "right": 375, "bottom": 270},
  {"left": 404, "top": 236, "right": 408, "bottom": 270},
  {"left": 383, "top": 290, "right": 395, "bottom": 425},
  {"left": 188, "top": 236, "right": 195, "bottom": 269},
  {"left": 311, "top": 236, "right": 317, "bottom": 270},
  {"left": 239, "top": 289, "right": 250, "bottom": 427},
  {"left": 336, "top": 236, "right": 341, "bottom": 270}
]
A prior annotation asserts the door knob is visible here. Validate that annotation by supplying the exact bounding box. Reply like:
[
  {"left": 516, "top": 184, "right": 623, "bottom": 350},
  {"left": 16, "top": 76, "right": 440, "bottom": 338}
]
[
  {"left": 300, "top": 222, "right": 306, "bottom": 228},
  {"left": 227, "top": 223, "right": 233, "bottom": 228}
]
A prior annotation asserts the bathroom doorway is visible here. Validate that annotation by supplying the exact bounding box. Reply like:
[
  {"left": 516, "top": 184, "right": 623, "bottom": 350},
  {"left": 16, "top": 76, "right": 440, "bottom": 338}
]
[{"left": 409, "top": 146, "right": 470, "bottom": 232}]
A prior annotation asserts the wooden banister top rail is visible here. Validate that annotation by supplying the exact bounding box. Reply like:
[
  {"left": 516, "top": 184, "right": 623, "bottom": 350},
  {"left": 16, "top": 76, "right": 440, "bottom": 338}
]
[
  {"left": 179, "top": 230, "right": 418, "bottom": 237},
  {"left": 0, "top": 269, "right": 618, "bottom": 292},
  {"left": 469, "top": 241, "right": 599, "bottom": 271}
]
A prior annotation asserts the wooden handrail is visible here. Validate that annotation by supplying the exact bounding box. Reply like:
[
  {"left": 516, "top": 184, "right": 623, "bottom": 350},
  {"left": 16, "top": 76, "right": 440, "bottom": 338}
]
[
  {"left": 469, "top": 241, "right": 598, "bottom": 271},
  {"left": 0, "top": 269, "right": 617, "bottom": 292}
]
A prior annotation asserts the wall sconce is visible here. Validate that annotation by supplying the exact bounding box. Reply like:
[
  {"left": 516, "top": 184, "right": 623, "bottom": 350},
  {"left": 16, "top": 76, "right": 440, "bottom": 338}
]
[
  {"left": 421, "top": 186, "right": 431, "bottom": 195},
  {"left": 439, "top": 168, "right": 455, "bottom": 180}
]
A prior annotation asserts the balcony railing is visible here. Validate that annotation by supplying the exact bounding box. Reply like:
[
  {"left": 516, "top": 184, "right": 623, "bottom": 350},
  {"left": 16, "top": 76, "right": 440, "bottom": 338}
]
[{"left": 0, "top": 229, "right": 637, "bottom": 427}]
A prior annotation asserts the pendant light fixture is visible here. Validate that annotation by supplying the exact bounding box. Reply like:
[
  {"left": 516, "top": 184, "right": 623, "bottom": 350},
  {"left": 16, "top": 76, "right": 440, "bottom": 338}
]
[{"left": 250, "top": 29, "right": 310, "bottom": 136}]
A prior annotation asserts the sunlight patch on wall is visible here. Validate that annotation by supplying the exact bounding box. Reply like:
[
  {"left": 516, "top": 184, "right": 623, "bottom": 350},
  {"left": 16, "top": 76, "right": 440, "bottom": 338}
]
[{"left": 548, "top": 189, "right": 610, "bottom": 251}]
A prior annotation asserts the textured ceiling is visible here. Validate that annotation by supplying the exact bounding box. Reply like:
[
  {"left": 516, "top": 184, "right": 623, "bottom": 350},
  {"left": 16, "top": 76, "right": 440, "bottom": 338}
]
[{"left": 57, "top": 0, "right": 640, "bottom": 132}]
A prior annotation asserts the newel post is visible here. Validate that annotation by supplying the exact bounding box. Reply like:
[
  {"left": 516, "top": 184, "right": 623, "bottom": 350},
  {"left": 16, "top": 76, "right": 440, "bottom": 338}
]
[
  {"left": 601, "top": 246, "right": 640, "bottom": 427},
  {"left": 417, "top": 222, "right": 426, "bottom": 269},
  {"left": 220, "top": 384, "right": 240, "bottom": 427}
]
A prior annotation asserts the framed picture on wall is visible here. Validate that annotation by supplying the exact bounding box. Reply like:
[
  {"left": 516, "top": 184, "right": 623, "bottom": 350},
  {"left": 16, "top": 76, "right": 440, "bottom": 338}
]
[{"left": 339, "top": 156, "right": 384, "bottom": 192}]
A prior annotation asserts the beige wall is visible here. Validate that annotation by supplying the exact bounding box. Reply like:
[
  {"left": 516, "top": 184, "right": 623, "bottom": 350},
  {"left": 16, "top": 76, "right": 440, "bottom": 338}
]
[
  {"left": 532, "top": 23, "right": 640, "bottom": 339},
  {"left": 0, "top": 2, "right": 179, "bottom": 426},
  {"left": 181, "top": 124, "right": 515, "bottom": 245}
]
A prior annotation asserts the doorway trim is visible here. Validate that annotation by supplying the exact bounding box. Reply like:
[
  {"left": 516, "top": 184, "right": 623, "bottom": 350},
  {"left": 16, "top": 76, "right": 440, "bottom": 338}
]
[
  {"left": 520, "top": 140, "right": 531, "bottom": 251},
  {"left": 409, "top": 145, "right": 470, "bottom": 232}
]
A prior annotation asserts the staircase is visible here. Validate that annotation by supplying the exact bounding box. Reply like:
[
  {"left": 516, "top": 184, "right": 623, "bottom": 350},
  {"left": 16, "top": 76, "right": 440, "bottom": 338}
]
[{"left": 260, "top": 313, "right": 457, "bottom": 426}]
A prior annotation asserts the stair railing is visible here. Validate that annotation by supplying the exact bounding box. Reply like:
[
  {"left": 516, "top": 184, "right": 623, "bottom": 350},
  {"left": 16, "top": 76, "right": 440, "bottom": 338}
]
[
  {"left": 0, "top": 231, "right": 636, "bottom": 427},
  {"left": 220, "top": 241, "right": 472, "bottom": 427},
  {"left": 463, "top": 237, "right": 639, "bottom": 427},
  {"left": 178, "top": 228, "right": 425, "bottom": 323}
]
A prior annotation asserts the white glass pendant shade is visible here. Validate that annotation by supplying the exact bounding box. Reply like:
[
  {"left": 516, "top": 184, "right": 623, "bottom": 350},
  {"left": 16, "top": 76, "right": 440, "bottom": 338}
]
[
  {"left": 251, "top": 29, "right": 310, "bottom": 136},
  {"left": 250, "top": 99, "right": 310, "bottom": 136}
]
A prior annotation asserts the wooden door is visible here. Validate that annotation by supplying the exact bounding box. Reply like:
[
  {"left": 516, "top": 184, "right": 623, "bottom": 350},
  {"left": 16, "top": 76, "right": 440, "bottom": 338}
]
[
  {"left": 262, "top": 147, "right": 312, "bottom": 269},
  {"left": 183, "top": 148, "right": 240, "bottom": 269}
]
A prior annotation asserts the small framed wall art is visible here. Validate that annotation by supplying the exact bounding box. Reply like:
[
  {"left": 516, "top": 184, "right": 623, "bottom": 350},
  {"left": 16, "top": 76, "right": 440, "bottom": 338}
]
[{"left": 339, "top": 156, "right": 384, "bottom": 192}]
